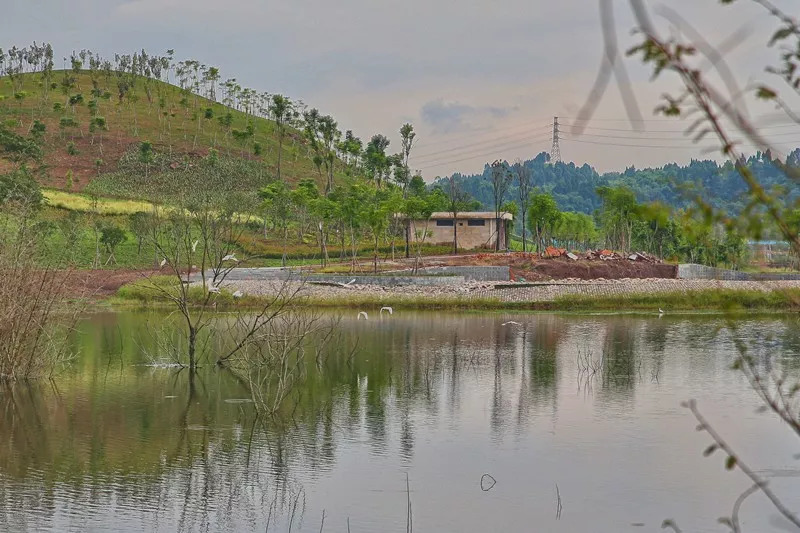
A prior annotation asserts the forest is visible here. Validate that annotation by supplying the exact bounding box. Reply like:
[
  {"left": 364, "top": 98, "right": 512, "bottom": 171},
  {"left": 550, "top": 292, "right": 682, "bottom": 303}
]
[{"left": 439, "top": 149, "right": 800, "bottom": 215}]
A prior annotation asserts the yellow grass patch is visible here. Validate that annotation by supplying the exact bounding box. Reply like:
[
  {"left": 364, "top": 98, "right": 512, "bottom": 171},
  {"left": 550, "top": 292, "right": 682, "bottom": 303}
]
[{"left": 43, "top": 189, "right": 153, "bottom": 215}]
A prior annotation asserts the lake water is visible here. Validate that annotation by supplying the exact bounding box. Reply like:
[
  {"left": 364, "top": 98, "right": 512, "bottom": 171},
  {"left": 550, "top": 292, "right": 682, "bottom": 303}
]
[{"left": 1, "top": 311, "right": 800, "bottom": 532}]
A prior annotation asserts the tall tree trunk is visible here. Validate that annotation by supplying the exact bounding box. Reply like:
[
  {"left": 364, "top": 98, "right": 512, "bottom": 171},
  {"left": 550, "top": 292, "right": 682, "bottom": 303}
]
[
  {"left": 277, "top": 127, "right": 283, "bottom": 181},
  {"left": 188, "top": 325, "right": 197, "bottom": 370},
  {"left": 453, "top": 218, "right": 458, "bottom": 255}
]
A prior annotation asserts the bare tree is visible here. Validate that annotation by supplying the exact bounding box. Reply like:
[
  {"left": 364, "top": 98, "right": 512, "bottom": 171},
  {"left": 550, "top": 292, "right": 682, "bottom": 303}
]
[
  {"left": 514, "top": 160, "right": 534, "bottom": 252},
  {"left": 488, "top": 160, "right": 512, "bottom": 251},
  {"left": 446, "top": 175, "right": 470, "bottom": 254},
  {"left": 140, "top": 189, "right": 305, "bottom": 371}
]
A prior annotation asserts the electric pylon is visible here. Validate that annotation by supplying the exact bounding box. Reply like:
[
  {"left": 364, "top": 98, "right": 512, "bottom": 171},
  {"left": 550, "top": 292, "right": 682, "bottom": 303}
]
[{"left": 551, "top": 116, "right": 561, "bottom": 164}]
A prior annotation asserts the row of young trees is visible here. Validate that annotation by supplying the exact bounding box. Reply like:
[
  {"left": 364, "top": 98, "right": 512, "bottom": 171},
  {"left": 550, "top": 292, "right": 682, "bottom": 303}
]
[{"left": 522, "top": 184, "right": 750, "bottom": 267}]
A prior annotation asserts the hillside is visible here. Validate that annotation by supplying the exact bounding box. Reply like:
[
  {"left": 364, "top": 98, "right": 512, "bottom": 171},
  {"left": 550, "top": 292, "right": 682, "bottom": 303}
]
[{"left": 0, "top": 70, "right": 333, "bottom": 198}]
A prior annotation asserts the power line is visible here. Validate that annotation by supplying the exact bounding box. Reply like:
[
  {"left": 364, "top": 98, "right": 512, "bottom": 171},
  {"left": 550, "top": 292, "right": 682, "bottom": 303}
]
[
  {"left": 412, "top": 120, "right": 551, "bottom": 150},
  {"left": 564, "top": 132, "right": 698, "bottom": 142},
  {"left": 561, "top": 122, "right": 800, "bottom": 133},
  {"left": 411, "top": 127, "right": 549, "bottom": 159},
  {"left": 560, "top": 116, "right": 682, "bottom": 123},
  {"left": 412, "top": 131, "right": 552, "bottom": 163},
  {"left": 416, "top": 137, "right": 552, "bottom": 170},
  {"left": 561, "top": 136, "right": 800, "bottom": 149},
  {"left": 561, "top": 137, "right": 729, "bottom": 149}
]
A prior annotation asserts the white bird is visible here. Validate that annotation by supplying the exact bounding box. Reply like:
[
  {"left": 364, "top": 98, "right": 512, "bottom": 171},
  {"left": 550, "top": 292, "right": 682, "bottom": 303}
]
[
  {"left": 208, "top": 286, "right": 221, "bottom": 294},
  {"left": 380, "top": 306, "right": 393, "bottom": 316},
  {"left": 191, "top": 240, "right": 199, "bottom": 252},
  {"left": 658, "top": 308, "right": 665, "bottom": 315},
  {"left": 232, "top": 290, "right": 243, "bottom": 298},
  {"left": 501, "top": 321, "right": 521, "bottom": 326},
  {"left": 222, "top": 253, "right": 239, "bottom": 263},
  {"left": 357, "top": 311, "right": 368, "bottom": 320},
  {"left": 159, "top": 258, "right": 167, "bottom": 268}
]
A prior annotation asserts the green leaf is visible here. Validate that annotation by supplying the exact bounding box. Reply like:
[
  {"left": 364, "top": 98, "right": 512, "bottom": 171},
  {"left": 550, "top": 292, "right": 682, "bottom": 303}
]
[
  {"left": 769, "top": 27, "right": 795, "bottom": 47},
  {"left": 755, "top": 86, "right": 777, "bottom": 100},
  {"left": 703, "top": 444, "right": 719, "bottom": 457}
]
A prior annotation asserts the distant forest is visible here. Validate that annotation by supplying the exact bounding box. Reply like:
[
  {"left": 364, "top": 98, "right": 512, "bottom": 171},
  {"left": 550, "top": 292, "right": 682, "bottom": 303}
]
[{"left": 435, "top": 149, "right": 800, "bottom": 215}]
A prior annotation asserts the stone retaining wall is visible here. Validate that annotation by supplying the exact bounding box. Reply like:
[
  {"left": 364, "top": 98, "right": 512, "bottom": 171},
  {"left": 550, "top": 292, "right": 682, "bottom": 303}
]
[
  {"left": 408, "top": 265, "right": 511, "bottom": 281},
  {"left": 678, "top": 263, "right": 800, "bottom": 281}
]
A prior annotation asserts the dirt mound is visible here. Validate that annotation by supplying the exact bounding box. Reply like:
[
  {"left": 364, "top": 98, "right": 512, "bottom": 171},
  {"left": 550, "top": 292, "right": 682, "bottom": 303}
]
[
  {"left": 516, "top": 257, "right": 677, "bottom": 281},
  {"left": 432, "top": 253, "right": 677, "bottom": 281}
]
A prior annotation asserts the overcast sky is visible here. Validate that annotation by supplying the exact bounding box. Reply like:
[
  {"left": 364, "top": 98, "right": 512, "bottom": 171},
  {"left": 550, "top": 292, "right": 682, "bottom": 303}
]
[{"left": 4, "top": 0, "right": 798, "bottom": 177}]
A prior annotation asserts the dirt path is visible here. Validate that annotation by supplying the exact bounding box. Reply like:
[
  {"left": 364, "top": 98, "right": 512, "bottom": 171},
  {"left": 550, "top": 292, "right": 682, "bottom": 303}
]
[{"left": 61, "top": 269, "right": 159, "bottom": 298}]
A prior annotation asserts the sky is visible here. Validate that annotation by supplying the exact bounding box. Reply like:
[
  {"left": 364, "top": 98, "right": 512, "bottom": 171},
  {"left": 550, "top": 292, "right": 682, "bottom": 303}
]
[{"left": 3, "top": 0, "right": 798, "bottom": 178}]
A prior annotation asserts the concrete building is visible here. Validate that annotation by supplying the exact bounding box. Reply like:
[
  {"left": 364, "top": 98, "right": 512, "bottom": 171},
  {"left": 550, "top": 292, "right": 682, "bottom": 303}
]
[{"left": 405, "top": 212, "right": 513, "bottom": 250}]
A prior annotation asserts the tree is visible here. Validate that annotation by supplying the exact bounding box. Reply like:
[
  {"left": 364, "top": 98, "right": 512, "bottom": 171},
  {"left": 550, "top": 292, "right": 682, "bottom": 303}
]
[
  {"left": 318, "top": 115, "right": 339, "bottom": 194},
  {"left": 488, "top": 160, "right": 512, "bottom": 251},
  {"left": 0, "top": 165, "right": 42, "bottom": 209},
  {"left": 139, "top": 140, "right": 154, "bottom": 179},
  {"left": 364, "top": 134, "right": 390, "bottom": 188},
  {"left": 596, "top": 185, "right": 639, "bottom": 252},
  {"left": 402, "top": 187, "right": 447, "bottom": 272},
  {"left": 513, "top": 160, "right": 534, "bottom": 252},
  {"left": 445, "top": 176, "right": 471, "bottom": 254},
  {"left": 528, "top": 191, "right": 561, "bottom": 254},
  {"left": 399, "top": 123, "right": 416, "bottom": 195},
  {"left": 500, "top": 200, "right": 518, "bottom": 249},
  {"left": 361, "top": 187, "right": 401, "bottom": 273},
  {"left": 259, "top": 181, "right": 293, "bottom": 267},
  {"left": 99, "top": 223, "right": 127, "bottom": 265},
  {"left": 268, "top": 95, "right": 292, "bottom": 182}
]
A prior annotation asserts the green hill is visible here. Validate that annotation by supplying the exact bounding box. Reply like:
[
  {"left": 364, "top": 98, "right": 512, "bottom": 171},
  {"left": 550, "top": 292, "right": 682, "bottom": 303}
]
[{"left": 0, "top": 70, "right": 332, "bottom": 200}]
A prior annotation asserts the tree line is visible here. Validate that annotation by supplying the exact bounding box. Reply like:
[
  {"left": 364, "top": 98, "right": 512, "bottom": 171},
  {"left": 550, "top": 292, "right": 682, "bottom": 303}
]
[{"left": 441, "top": 149, "right": 800, "bottom": 221}]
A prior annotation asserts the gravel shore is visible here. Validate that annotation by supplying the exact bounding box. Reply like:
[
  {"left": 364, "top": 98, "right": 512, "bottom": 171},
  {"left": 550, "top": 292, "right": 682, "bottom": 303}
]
[{"left": 223, "top": 278, "right": 800, "bottom": 305}]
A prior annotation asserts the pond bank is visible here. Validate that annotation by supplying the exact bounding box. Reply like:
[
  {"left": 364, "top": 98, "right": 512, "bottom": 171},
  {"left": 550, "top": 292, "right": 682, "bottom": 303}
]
[{"left": 216, "top": 278, "right": 800, "bottom": 312}]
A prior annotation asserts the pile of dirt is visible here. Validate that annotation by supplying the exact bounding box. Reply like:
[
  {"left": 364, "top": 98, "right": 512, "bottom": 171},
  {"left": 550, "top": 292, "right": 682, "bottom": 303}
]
[
  {"left": 431, "top": 252, "right": 678, "bottom": 281},
  {"left": 514, "top": 257, "right": 677, "bottom": 281}
]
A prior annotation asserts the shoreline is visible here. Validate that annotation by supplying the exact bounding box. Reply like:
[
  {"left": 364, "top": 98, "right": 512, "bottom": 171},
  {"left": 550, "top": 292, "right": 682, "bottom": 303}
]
[{"left": 110, "top": 277, "right": 800, "bottom": 313}]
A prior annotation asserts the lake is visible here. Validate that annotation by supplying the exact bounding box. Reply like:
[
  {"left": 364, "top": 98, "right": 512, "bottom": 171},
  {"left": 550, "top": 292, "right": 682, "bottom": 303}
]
[{"left": 1, "top": 310, "right": 799, "bottom": 532}]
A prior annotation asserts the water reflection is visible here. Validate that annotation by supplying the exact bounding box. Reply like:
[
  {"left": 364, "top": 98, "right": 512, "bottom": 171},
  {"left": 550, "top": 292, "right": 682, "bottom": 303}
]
[{"left": 1, "top": 311, "right": 799, "bottom": 531}]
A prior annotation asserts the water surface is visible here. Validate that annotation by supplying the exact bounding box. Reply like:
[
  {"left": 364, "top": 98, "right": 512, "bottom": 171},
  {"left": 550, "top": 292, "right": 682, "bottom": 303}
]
[{"left": 1, "top": 311, "right": 800, "bottom": 532}]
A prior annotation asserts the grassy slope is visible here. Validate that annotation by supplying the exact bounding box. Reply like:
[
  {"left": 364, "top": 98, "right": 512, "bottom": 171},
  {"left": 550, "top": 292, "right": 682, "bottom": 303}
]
[{"left": 0, "top": 70, "right": 328, "bottom": 194}]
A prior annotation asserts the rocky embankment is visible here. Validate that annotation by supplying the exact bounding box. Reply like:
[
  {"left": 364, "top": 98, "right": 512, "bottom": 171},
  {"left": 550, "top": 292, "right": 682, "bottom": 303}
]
[{"left": 225, "top": 278, "right": 800, "bottom": 305}]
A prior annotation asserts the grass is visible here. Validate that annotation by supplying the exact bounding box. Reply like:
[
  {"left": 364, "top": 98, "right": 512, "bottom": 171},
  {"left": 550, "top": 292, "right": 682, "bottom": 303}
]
[
  {"left": 44, "top": 189, "right": 152, "bottom": 215},
  {"left": 545, "top": 288, "right": 800, "bottom": 312}
]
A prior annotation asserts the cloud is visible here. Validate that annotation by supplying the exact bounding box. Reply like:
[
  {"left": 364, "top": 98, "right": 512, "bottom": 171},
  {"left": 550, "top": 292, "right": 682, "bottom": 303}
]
[{"left": 420, "top": 99, "right": 513, "bottom": 134}]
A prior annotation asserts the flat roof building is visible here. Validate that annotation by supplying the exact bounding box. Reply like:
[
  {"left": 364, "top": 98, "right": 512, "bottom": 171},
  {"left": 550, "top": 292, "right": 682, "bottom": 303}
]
[{"left": 403, "top": 211, "right": 513, "bottom": 250}]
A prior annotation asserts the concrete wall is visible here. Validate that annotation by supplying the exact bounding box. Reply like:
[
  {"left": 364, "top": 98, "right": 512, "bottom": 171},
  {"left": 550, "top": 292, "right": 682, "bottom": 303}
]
[
  {"left": 677, "top": 263, "right": 800, "bottom": 281},
  {"left": 409, "top": 218, "right": 505, "bottom": 250},
  {"left": 194, "top": 268, "right": 467, "bottom": 286},
  {"left": 302, "top": 274, "right": 466, "bottom": 287},
  {"left": 412, "top": 266, "right": 511, "bottom": 282}
]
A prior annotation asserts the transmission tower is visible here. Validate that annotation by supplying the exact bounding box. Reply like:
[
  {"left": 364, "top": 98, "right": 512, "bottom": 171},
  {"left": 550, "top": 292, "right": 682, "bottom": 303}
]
[{"left": 550, "top": 116, "right": 562, "bottom": 164}]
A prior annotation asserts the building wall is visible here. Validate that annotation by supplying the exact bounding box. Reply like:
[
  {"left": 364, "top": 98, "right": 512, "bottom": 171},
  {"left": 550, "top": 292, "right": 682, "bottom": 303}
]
[{"left": 408, "top": 218, "right": 505, "bottom": 250}]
